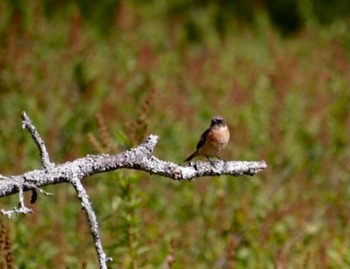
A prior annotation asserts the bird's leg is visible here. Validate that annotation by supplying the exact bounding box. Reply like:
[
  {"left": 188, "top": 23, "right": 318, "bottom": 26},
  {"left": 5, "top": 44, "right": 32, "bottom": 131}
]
[
  {"left": 206, "top": 156, "right": 215, "bottom": 165},
  {"left": 216, "top": 155, "right": 226, "bottom": 162}
]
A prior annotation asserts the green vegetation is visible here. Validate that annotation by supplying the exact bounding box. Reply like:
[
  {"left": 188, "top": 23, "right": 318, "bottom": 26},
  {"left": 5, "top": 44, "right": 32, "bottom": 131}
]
[{"left": 0, "top": 1, "right": 349, "bottom": 268}]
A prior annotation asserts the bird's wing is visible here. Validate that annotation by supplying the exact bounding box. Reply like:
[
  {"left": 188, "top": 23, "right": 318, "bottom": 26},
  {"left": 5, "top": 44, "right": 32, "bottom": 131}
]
[{"left": 196, "top": 128, "right": 210, "bottom": 150}]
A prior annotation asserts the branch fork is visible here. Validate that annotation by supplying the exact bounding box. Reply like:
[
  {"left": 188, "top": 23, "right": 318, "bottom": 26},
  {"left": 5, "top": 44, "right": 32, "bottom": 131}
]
[{"left": 0, "top": 112, "right": 267, "bottom": 268}]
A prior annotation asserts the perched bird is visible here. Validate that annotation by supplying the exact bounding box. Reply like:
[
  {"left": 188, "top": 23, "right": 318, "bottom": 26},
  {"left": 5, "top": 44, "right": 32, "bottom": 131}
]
[{"left": 184, "top": 116, "right": 230, "bottom": 162}]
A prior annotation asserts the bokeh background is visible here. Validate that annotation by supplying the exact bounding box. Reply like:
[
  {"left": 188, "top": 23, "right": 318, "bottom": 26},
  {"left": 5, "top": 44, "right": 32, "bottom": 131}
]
[{"left": 0, "top": 0, "right": 349, "bottom": 268}]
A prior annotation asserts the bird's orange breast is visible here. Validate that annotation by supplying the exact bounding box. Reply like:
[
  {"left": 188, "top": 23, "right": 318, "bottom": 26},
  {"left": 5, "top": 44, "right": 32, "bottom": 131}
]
[{"left": 198, "top": 126, "right": 230, "bottom": 156}]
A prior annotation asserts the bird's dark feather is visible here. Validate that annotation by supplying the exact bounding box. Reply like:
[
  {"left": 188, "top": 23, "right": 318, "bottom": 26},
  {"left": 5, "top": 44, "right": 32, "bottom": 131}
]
[{"left": 196, "top": 128, "right": 210, "bottom": 150}]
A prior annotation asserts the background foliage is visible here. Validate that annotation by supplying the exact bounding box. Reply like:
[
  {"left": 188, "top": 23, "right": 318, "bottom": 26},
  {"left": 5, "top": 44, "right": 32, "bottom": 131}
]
[{"left": 0, "top": 0, "right": 349, "bottom": 268}]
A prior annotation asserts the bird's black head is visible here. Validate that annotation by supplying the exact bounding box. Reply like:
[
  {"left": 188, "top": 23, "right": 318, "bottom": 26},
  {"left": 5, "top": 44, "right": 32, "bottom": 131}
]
[{"left": 211, "top": 116, "right": 226, "bottom": 127}]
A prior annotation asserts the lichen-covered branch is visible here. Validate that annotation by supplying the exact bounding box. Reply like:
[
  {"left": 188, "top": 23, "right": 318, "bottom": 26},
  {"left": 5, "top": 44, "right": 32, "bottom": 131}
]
[
  {"left": 69, "top": 176, "right": 112, "bottom": 268},
  {"left": 0, "top": 134, "right": 267, "bottom": 198},
  {"left": 0, "top": 112, "right": 267, "bottom": 269},
  {"left": 21, "top": 112, "right": 53, "bottom": 170}
]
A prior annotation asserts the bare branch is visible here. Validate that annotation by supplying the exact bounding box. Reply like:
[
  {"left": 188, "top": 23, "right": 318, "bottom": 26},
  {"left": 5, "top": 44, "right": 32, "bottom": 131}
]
[
  {"left": 24, "top": 182, "right": 53, "bottom": 197},
  {"left": 0, "top": 112, "right": 267, "bottom": 268},
  {"left": 0, "top": 135, "right": 266, "bottom": 198},
  {"left": 0, "top": 113, "right": 55, "bottom": 218},
  {"left": 1, "top": 179, "right": 33, "bottom": 218},
  {"left": 21, "top": 111, "right": 53, "bottom": 170},
  {"left": 70, "top": 177, "right": 112, "bottom": 268},
  {"left": 1, "top": 206, "right": 33, "bottom": 218}
]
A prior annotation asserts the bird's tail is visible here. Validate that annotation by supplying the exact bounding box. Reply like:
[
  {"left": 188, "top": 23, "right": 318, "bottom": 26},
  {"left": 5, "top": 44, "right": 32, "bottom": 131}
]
[{"left": 184, "top": 151, "right": 198, "bottom": 162}]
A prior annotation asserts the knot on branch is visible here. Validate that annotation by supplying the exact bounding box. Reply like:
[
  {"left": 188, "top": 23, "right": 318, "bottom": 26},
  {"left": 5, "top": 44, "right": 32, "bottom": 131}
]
[{"left": 121, "top": 134, "right": 159, "bottom": 165}]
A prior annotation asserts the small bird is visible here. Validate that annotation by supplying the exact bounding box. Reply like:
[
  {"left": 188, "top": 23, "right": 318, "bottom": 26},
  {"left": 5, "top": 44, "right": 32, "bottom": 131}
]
[{"left": 184, "top": 116, "right": 230, "bottom": 162}]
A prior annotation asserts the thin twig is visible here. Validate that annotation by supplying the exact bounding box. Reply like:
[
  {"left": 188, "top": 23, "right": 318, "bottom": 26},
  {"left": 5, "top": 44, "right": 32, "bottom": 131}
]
[
  {"left": 24, "top": 182, "right": 53, "bottom": 196},
  {"left": 21, "top": 111, "right": 53, "bottom": 170},
  {"left": 1, "top": 180, "right": 33, "bottom": 218},
  {"left": 0, "top": 112, "right": 56, "bottom": 218},
  {"left": 70, "top": 176, "right": 112, "bottom": 269},
  {"left": 1, "top": 206, "right": 33, "bottom": 218}
]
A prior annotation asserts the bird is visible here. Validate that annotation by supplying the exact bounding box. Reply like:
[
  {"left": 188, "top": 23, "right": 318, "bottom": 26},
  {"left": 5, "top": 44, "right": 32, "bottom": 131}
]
[{"left": 184, "top": 116, "right": 230, "bottom": 162}]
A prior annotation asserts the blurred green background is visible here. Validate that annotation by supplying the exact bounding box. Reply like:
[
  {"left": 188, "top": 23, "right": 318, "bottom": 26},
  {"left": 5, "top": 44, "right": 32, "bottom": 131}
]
[{"left": 0, "top": 0, "right": 349, "bottom": 268}]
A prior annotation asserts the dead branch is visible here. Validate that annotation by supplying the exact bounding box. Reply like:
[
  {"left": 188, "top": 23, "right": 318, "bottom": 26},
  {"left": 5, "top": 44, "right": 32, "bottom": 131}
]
[{"left": 0, "top": 112, "right": 267, "bottom": 268}]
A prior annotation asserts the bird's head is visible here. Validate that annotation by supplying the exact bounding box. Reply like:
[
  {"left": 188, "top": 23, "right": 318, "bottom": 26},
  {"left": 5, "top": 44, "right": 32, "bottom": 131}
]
[{"left": 210, "top": 116, "right": 226, "bottom": 128}]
